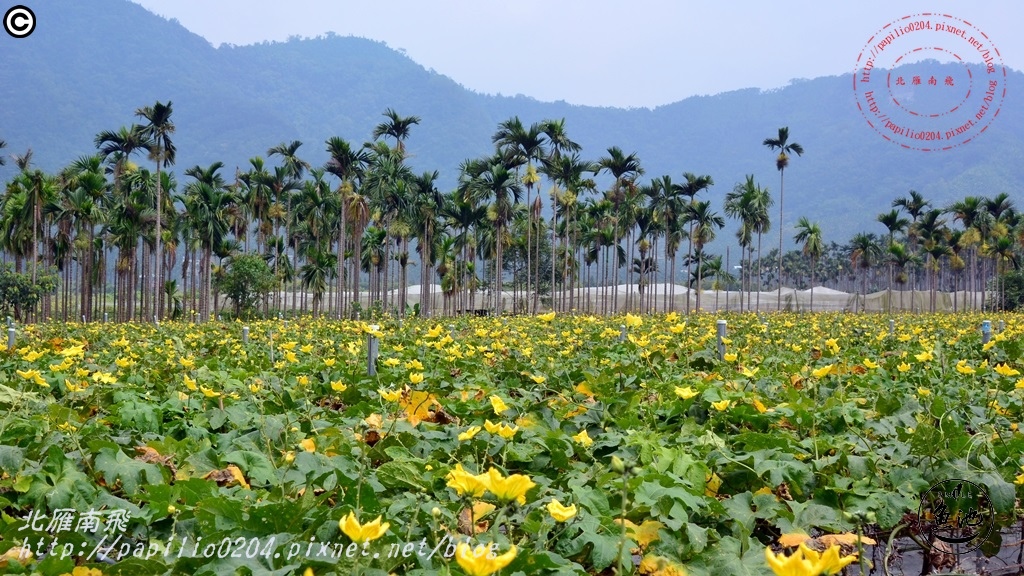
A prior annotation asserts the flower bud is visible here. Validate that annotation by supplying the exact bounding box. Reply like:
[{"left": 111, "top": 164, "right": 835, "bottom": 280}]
[{"left": 611, "top": 456, "right": 625, "bottom": 474}]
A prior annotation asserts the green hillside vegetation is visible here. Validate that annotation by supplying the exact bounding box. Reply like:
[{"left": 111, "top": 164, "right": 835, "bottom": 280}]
[{"left": 1, "top": 0, "right": 1023, "bottom": 322}]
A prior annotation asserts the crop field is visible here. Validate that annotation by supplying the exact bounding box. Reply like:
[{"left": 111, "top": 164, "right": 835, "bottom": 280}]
[{"left": 1, "top": 312, "right": 1023, "bottom": 576}]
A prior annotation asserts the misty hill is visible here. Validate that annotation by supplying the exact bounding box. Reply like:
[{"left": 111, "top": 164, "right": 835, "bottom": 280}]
[{"left": 2, "top": 0, "right": 1022, "bottom": 249}]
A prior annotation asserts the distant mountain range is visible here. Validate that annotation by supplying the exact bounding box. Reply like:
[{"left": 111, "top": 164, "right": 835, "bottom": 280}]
[{"left": 2, "top": 0, "right": 1022, "bottom": 249}]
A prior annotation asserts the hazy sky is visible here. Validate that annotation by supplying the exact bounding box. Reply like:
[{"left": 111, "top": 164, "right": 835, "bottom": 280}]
[{"left": 132, "top": 1, "right": 1021, "bottom": 109}]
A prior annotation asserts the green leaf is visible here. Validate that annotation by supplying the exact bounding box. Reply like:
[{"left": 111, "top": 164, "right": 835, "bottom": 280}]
[
  {"left": 0, "top": 445, "right": 24, "bottom": 471},
  {"left": 94, "top": 447, "right": 166, "bottom": 496},
  {"left": 375, "top": 460, "right": 428, "bottom": 491},
  {"left": 223, "top": 450, "right": 277, "bottom": 487}
]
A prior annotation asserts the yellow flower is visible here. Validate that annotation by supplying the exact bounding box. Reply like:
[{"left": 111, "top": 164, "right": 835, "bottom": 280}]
[
  {"left": 538, "top": 311, "right": 555, "bottom": 322},
  {"left": 995, "top": 363, "right": 1020, "bottom": 377},
  {"left": 484, "top": 468, "right": 536, "bottom": 504},
  {"left": 983, "top": 340, "right": 996, "bottom": 351},
  {"left": 765, "top": 543, "right": 856, "bottom": 576},
  {"left": 458, "top": 426, "right": 482, "bottom": 441},
  {"left": 179, "top": 357, "right": 195, "bottom": 369},
  {"left": 624, "top": 313, "right": 643, "bottom": 328},
  {"left": 300, "top": 344, "right": 314, "bottom": 354},
  {"left": 405, "top": 359, "right": 424, "bottom": 371},
  {"left": 115, "top": 357, "right": 131, "bottom": 368},
  {"left": 723, "top": 353, "right": 738, "bottom": 362},
  {"left": 529, "top": 374, "right": 546, "bottom": 384},
  {"left": 572, "top": 429, "right": 594, "bottom": 447},
  {"left": 825, "top": 338, "right": 840, "bottom": 355},
  {"left": 711, "top": 399, "right": 731, "bottom": 412},
  {"left": 752, "top": 399, "right": 768, "bottom": 414},
  {"left": 409, "top": 372, "right": 425, "bottom": 385},
  {"left": 956, "top": 360, "right": 976, "bottom": 375},
  {"left": 200, "top": 386, "right": 220, "bottom": 398},
  {"left": 296, "top": 375, "right": 309, "bottom": 386},
  {"left": 455, "top": 543, "right": 517, "bottom": 576},
  {"left": 323, "top": 358, "right": 336, "bottom": 367},
  {"left": 862, "top": 358, "right": 878, "bottom": 370},
  {"left": 280, "top": 341, "right": 297, "bottom": 351},
  {"left": 484, "top": 420, "right": 519, "bottom": 439},
  {"left": 547, "top": 499, "right": 578, "bottom": 522},
  {"left": 285, "top": 351, "right": 298, "bottom": 363},
  {"left": 330, "top": 380, "right": 348, "bottom": 392},
  {"left": 1015, "top": 466, "right": 1024, "bottom": 485},
  {"left": 379, "top": 388, "right": 402, "bottom": 402},
  {"left": 426, "top": 325, "right": 444, "bottom": 338},
  {"left": 915, "top": 350, "right": 933, "bottom": 362},
  {"left": 897, "top": 362, "right": 911, "bottom": 373},
  {"left": 490, "top": 395, "right": 510, "bottom": 414},
  {"left": 16, "top": 369, "right": 48, "bottom": 387},
  {"left": 23, "top": 349, "right": 45, "bottom": 362},
  {"left": 338, "top": 512, "right": 389, "bottom": 544},
  {"left": 446, "top": 463, "right": 488, "bottom": 498},
  {"left": 674, "top": 386, "right": 698, "bottom": 400},
  {"left": 177, "top": 391, "right": 189, "bottom": 401},
  {"left": 917, "top": 387, "right": 931, "bottom": 397},
  {"left": 741, "top": 366, "right": 759, "bottom": 378},
  {"left": 299, "top": 438, "right": 316, "bottom": 452},
  {"left": 811, "top": 364, "right": 834, "bottom": 378},
  {"left": 382, "top": 358, "right": 401, "bottom": 367}
]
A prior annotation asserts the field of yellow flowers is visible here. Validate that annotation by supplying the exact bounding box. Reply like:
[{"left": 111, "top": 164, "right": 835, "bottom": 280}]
[{"left": 0, "top": 312, "right": 1022, "bottom": 576}]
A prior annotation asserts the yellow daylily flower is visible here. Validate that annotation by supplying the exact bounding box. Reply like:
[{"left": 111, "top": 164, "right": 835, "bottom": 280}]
[
  {"left": 338, "top": 512, "right": 389, "bottom": 544},
  {"left": 547, "top": 499, "right": 578, "bottom": 522}
]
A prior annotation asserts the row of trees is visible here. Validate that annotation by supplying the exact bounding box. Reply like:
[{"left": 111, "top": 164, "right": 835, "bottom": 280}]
[{"left": 1, "top": 106, "right": 1019, "bottom": 322}]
